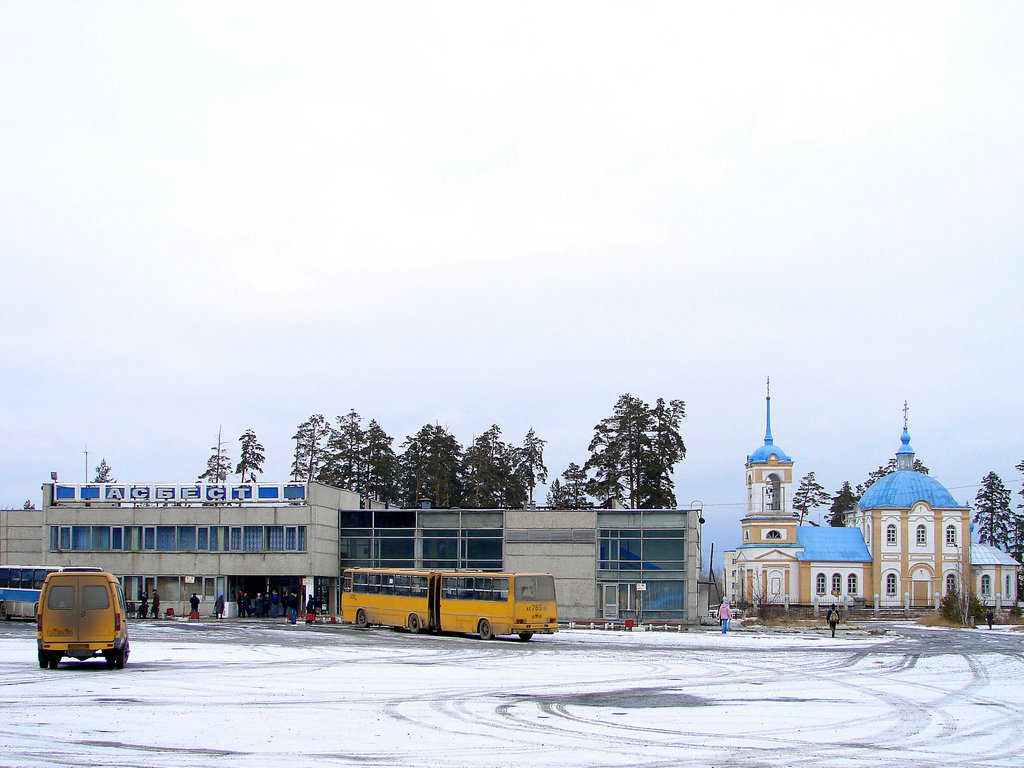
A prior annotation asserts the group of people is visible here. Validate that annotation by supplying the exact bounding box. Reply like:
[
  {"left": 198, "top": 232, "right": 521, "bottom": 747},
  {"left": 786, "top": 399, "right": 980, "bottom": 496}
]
[
  {"left": 134, "top": 590, "right": 161, "bottom": 619},
  {"left": 715, "top": 599, "right": 844, "bottom": 637}
]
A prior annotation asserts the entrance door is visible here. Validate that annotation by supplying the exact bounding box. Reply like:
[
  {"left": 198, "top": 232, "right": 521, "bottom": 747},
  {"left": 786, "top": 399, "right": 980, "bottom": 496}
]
[
  {"left": 602, "top": 584, "right": 618, "bottom": 620},
  {"left": 913, "top": 579, "right": 931, "bottom": 606}
]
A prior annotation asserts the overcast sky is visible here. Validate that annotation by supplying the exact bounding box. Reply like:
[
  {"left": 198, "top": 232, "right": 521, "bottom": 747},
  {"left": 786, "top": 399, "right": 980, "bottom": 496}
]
[{"left": 3, "top": 3, "right": 1023, "bottom": 564}]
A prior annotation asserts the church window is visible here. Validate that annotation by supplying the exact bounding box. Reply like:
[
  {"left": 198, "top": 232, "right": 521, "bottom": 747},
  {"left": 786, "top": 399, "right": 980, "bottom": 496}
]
[
  {"left": 945, "top": 525, "right": 956, "bottom": 545},
  {"left": 832, "top": 573, "right": 842, "bottom": 594},
  {"left": 847, "top": 574, "right": 858, "bottom": 595},
  {"left": 765, "top": 530, "right": 782, "bottom": 540},
  {"left": 816, "top": 573, "right": 826, "bottom": 594},
  {"left": 886, "top": 524, "right": 897, "bottom": 544},
  {"left": 946, "top": 574, "right": 956, "bottom": 594},
  {"left": 981, "top": 575, "right": 991, "bottom": 596},
  {"left": 1007, "top": 574, "right": 1012, "bottom": 597},
  {"left": 916, "top": 525, "right": 927, "bottom": 545},
  {"left": 885, "top": 573, "right": 897, "bottom": 596}
]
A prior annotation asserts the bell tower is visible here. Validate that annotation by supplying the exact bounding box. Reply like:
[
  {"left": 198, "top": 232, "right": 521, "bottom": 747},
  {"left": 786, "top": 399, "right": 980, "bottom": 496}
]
[{"left": 744, "top": 378, "right": 795, "bottom": 519}]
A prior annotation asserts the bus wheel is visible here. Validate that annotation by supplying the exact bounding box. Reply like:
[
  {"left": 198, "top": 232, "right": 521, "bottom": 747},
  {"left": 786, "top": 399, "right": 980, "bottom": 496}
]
[
  {"left": 114, "top": 646, "right": 127, "bottom": 669},
  {"left": 38, "top": 650, "right": 47, "bottom": 669},
  {"left": 478, "top": 619, "right": 494, "bottom": 641},
  {"left": 408, "top": 614, "right": 421, "bottom": 633},
  {"left": 47, "top": 653, "right": 60, "bottom": 670},
  {"left": 355, "top": 609, "right": 368, "bottom": 628},
  {"left": 105, "top": 653, "right": 116, "bottom": 670},
  {"left": 518, "top": 632, "right": 533, "bottom": 641}
]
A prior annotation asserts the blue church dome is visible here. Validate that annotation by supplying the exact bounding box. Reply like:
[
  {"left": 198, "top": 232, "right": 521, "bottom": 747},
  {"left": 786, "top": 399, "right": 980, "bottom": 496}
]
[{"left": 858, "top": 470, "right": 963, "bottom": 510}]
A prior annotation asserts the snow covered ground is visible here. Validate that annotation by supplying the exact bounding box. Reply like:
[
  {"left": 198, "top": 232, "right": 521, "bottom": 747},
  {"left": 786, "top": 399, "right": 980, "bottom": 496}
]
[{"left": 2, "top": 619, "right": 1023, "bottom": 767}]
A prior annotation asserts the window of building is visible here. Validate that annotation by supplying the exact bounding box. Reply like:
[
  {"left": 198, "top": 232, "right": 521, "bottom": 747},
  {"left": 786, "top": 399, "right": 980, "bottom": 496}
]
[
  {"left": 111, "top": 527, "right": 123, "bottom": 549},
  {"left": 816, "top": 573, "right": 827, "bottom": 594},
  {"left": 197, "top": 527, "right": 209, "bottom": 550},
  {"left": 285, "top": 526, "right": 297, "bottom": 551},
  {"left": 229, "top": 527, "right": 241, "bottom": 551},
  {"left": 765, "top": 530, "right": 782, "bottom": 540},
  {"left": 946, "top": 573, "right": 956, "bottom": 594},
  {"left": 886, "top": 524, "right": 897, "bottom": 544},
  {"left": 832, "top": 573, "right": 842, "bottom": 594},
  {"left": 243, "top": 526, "right": 264, "bottom": 551},
  {"left": 1007, "top": 574, "right": 1012, "bottom": 598},
  {"left": 267, "top": 526, "right": 284, "bottom": 551},
  {"left": 886, "top": 573, "right": 897, "bottom": 596},
  {"left": 945, "top": 525, "right": 956, "bottom": 545},
  {"left": 156, "top": 526, "right": 175, "bottom": 550},
  {"left": 916, "top": 525, "right": 927, "bottom": 545},
  {"left": 177, "top": 526, "right": 196, "bottom": 550},
  {"left": 72, "top": 526, "right": 91, "bottom": 551},
  {"left": 144, "top": 527, "right": 155, "bottom": 550},
  {"left": 981, "top": 575, "right": 991, "bottom": 596},
  {"left": 847, "top": 573, "right": 858, "bottom": 595}
]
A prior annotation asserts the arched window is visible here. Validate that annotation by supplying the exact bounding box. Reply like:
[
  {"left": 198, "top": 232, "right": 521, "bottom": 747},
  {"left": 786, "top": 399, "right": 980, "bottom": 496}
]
[
  {"left": 981, "top": 575, "right": 991, "bottom": 596},
  {"left": 847, "top": 573, "right": 858, "bottom": 595},
  {"left": 765, "top": 474, "right": 782, "bottom": 512},
  {"left": 886, "top": 524, "right": 897, "bottom": 544},
  {"left": 946, "top": 525, "right": 957, "bottom": 545},
  {"left": 832, "top": 573, "right": 842, "bottom": 594},
  {"left": 765, "top": 530, "right": 782, "bottom": 540},
  {"left": 916, "top": 525, "right": 927, "bottom": 545},
  {"left": 816, "top": 573, "right": 827, "bottom": 594},
  {"left": 946, "top": 574, "right": 956, "bottom": 594},
  {"left": 886, "top": 573, "right": 897, "bottom": 596}
]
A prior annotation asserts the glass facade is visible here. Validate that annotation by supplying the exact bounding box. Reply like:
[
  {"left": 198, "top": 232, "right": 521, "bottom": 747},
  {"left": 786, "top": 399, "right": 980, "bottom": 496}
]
[
  {"left": 49, "top": 524, "right": 307, "bottom": 553},
  {"left": 596, "top": 512, "right": 689, "bottom": 621},
  {"left": 339, "top": 509, "right": 504, "bottom": 571}
]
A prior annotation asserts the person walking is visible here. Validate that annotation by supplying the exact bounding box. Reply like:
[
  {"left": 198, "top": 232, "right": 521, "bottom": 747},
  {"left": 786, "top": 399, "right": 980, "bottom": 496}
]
[
  {"left": 826, "top": 604, "right": 840, "bottom": 638},
  {"left": 305, "top": 594, "right": 316, "bottom": 623},
  {"left": 214, "top": 594, "right": 225, "bottom": 619},
  {"left": 139, "top": 590, "right": 148, "bottom": 621},
  {"left": 289, "top": 591, "right": 298, "bottom": 625},
  {"left": 986, "top": 609, "right": 994, "bottom": 629},
  {"left": 717, "top": 599, "right": 732, "bottom": 634},
  {"left": 151, "top": 589, "right": 160, "bottom": 619}
]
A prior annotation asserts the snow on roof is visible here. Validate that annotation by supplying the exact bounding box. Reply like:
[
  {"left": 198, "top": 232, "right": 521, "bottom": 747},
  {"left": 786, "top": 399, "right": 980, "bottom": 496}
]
[{"left": 971, "top": 542, "right": 1021, "bottom": 567}]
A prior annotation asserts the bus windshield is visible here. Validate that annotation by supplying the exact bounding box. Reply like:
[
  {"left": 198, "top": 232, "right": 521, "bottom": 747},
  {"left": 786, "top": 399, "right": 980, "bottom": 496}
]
[{"left": 514, "top": 575, "right": 555, "bottom": 602}]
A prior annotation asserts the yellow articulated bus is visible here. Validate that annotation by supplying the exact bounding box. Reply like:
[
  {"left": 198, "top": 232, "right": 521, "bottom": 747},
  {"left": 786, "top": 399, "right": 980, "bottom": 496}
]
[{"left": 341, "top": 568, "right": 557, "bottom": 641}]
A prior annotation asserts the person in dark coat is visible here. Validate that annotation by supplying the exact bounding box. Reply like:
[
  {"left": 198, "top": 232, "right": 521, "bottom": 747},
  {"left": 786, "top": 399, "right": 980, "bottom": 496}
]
[
  {"left": 214, "top": 594, "right": 225, "bottom": 619},
  {"left": 151, "top": 589, "right": 161, "bottom": 618},
  {"left": 189, "top": 593, "right": 200, "bottom": 614},
  {"left": 139, "top": 591, "right": 148, "bottom": 620},
  {"left": 826, "top": 604, "right": 840, "bottom": 638},
  {"left": 986, "top": 609, "right": 994, "bottom": 629}
]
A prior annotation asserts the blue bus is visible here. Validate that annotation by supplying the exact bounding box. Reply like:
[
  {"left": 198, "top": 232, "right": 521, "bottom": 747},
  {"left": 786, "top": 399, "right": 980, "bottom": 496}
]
[{"left": 0, "top": 566, "right": 61, "bottom": 620}]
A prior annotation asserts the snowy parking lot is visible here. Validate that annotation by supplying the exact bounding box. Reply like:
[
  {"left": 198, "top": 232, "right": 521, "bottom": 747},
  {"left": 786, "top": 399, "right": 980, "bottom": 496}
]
[{"left": 2, "top": 618, "right": 1023, "bottom": 767}]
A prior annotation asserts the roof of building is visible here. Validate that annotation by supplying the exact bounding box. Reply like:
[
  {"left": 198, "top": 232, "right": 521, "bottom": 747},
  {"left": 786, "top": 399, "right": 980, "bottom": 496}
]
[
  {"left": 971, "top": 542, "right": 1022, "bottom": 567},
  {"left": 795, "top": 527, "right": 871, "bottom": 562},
  {"left": 858, "top": 470, "right": 965, "bottom": 510}
]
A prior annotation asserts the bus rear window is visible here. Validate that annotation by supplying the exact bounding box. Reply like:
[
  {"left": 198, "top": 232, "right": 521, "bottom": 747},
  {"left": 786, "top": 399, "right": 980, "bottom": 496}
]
[
  {"left": 47, "top": 585, "right": 76, "bottom": 610},
  {"left": 82, "top": 584, "right": 111, "bottom": 610},
  {"left": 514, "top": 576, "right": 555, "bottom": 602}
]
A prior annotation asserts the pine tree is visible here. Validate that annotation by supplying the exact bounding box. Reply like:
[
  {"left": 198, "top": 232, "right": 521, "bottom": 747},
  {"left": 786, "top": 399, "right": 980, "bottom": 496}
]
[
  {"left": 585, "top": 393, "right": 686, "bottom": 508},
  {"left": 517, "top": 429, "right": 548, "bottom": 506},
  {"left": 291, "top": 414, "right": 329, "bottom": 483},
  {"left": 545, "top": 478, "right": 567, "bottom": 508},
  {"left": 235, "top": 429, "right": 265, "bottom": 483},
  {"left": 974, "top": 471, "right": 1013, "bottom": 549},
  {"left": 93, "top": 458, "right": 114, "bottom": 483},
  {"left": 560, "top": 462, "right": 590, "bottom": 508},
  {"left": 793, "top": 472, "right": 830, "bottom": 524},
  {"left": 363, "top": 419, "right": 398, "bottom": 505},
  {"left": 1012, "top": 460, "right": 1024, "bottom": 572},
  {"left": 461, "top": 425, "right": 524, "bottom": 508},
  {"left": 827, "top": 481, "right": 857, "bottom": 527},
  {"left": 23, "top": 500, "right": 35, "bottom": 509},
  {"left": 198, "top": 429, "right": 232, "bottom": 483},
  {"left": 398, "top": 424, "right": 462, "bottom": 508},
  {"left": 321, "top": 410, "right": 366, "bottom": 491}
]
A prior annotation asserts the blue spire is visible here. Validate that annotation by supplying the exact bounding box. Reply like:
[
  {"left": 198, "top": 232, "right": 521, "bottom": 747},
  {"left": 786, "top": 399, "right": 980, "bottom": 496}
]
[
  {"left": 895, "top": 400, "right": 915, "bottom": 470},
  {"left": 764, "top": 376, "right": 774, "bottom": 446}
]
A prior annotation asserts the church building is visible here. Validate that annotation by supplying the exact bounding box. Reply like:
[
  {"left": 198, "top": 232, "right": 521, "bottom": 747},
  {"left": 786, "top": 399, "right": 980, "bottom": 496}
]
[{"left": 724, "top": 392, "right": 1020, "bottom": 610}]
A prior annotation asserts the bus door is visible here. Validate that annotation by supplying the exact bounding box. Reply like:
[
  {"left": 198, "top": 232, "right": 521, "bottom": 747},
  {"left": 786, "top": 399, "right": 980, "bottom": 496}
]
[{"left": 427, "top": 573, "right": 441, "bottom": 631}]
